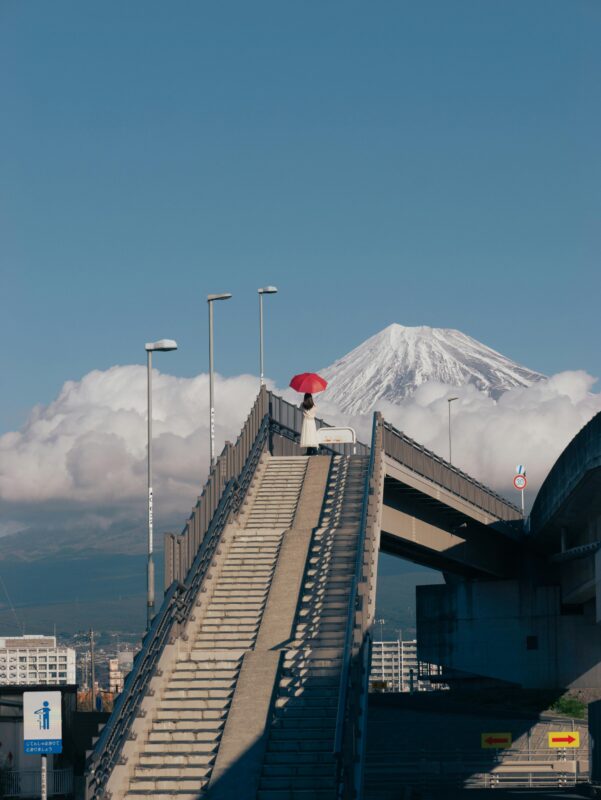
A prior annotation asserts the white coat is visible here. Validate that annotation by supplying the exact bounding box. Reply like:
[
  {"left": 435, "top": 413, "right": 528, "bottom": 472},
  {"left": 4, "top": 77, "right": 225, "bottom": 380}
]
[{"left": 300, "top": 405, "right": 318, "bottom": 448}]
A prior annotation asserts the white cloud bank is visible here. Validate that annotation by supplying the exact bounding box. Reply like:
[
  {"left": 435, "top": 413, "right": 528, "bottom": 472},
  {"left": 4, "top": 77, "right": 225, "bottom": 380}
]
[{"left": 1, "top": 366, "right": 599, "bottom": 537}]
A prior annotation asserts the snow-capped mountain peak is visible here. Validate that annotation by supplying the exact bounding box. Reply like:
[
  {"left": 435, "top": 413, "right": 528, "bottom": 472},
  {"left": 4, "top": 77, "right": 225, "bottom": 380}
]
[{"left": 320, "top": 323, "right": 546, "bottom": 414}]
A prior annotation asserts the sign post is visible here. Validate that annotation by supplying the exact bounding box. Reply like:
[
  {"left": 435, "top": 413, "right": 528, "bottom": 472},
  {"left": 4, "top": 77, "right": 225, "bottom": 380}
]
[
  {"left": 513, "top": 466, "right": 527, "bottom": 515},
  {"left": 23, "top": 691, "right": 62, "bottom": 800},
  {"left": 481, "top": 732, "right": 512, "bottom": 749},
  {"left": 548, "top": 730, "right": 580, "bottom": 748}
]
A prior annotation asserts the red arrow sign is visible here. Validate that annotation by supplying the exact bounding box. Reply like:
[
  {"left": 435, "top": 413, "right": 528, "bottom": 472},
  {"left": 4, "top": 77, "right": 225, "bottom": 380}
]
[
  {"left": 551, "top": 735, "right": 576, "bottom": 744},
  {"left": 485, "top": 736, "right": 510, "bottom": 745}
]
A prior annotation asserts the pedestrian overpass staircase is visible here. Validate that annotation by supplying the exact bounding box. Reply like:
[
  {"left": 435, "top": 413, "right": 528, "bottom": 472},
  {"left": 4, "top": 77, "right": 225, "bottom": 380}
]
[{"left": 86, "top": 387, "right": 520, "bottom": 800}]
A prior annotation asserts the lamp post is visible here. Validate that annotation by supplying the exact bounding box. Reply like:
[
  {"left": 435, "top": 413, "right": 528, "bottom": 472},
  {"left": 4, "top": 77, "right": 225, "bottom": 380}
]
[
  {"left": 207, "top": 293, "right": 232, "bottom": 467},
  {"left": 145, "top": 338, "right": 178, "bottom": 629},
  {"left": 447, "top": 396, "right": 459, "bottom": 465},
  {"left": 258, "top": 286, "right": 278, "bottom": 386}
]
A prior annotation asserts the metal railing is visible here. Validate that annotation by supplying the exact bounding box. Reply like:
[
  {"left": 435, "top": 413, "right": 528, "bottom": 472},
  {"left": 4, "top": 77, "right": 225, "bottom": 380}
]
[
  {"left": 268, "top": 392, "right": 370, "bottom": 458},
  {"left": 366, "top": 747, "right": 587, "bottom": 790},
  {"left": 164, "top": 386, "right": 270, "bottom": 586},
  {"left": 1, "top": 769, "right": 73, "bottom": 798},
  {"left": 334, "top": 412, "right": 381, "bottom": 798},
  {"left": 382, "top": 420, "right": 522, "bottom": 522}
]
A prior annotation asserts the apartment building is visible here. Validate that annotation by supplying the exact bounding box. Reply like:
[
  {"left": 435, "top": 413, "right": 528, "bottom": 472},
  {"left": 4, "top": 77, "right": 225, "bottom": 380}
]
[
  {"left": 0, "top": 635, "right": 76, "bottom": 686},
  {"left": 370, "top": 638, "right": 441, "bottom": 692}
]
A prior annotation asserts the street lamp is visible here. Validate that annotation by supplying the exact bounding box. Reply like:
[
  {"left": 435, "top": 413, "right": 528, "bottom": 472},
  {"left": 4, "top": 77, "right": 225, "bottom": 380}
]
[
  {"left": 145, "top": 338, "right": 178, "bottom": 629},
  {"left": 258, "top": 286, "right": 278, "bottom": 386},
  {"left": 447, "top": 396, "right": 459, "bottom": 465},
  {"left": 207, "top": 293, "right": 232, "bottom": 467}
]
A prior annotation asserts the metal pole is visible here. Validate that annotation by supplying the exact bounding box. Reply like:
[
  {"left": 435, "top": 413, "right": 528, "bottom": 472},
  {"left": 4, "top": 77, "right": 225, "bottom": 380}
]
[
  {"left": 259, "top": 292, "right": 264, "bottom": 386},
  {"left": 521, "top": 487, "right": 525, "bottom": 516},
  {"left": 147, "top": 350, "right": 154, "bottom": 629},
  {"left": 448, "top": 402, "right": 452, "bottom": 464},
  {"left": 208, "top": 300, "right": 215, "bottom": 466},
  {"left": 90, "top": 628, "right": 96, "bottom": 711},
  {"left": 41, "top": 754, "right": 47, "bottom": 800}
]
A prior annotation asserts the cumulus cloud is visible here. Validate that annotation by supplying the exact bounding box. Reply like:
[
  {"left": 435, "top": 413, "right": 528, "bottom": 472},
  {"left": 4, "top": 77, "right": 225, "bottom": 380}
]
[
  {"left": 370, "top": 371, "right": 601, "bottom": 506},
  {"left": 0, "top": 367, "right": 263, "bottom": 536},
  {"left": 0, "top": 366, "right": 599, "bottom": 540}
]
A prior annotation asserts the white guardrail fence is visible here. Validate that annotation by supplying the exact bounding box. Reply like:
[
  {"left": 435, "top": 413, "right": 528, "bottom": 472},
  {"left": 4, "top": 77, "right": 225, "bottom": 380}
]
[{"left": 0, "top": 768, "right": 73, "bottom": 798}]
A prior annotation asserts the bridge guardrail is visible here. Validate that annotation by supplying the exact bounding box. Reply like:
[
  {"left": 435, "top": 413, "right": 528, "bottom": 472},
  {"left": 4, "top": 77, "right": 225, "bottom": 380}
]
[
  {"left": 530, "top": 410, "right": 601, "bottom": 535},
  {"left": 382, "top": 420, "right": 522, "bottom": 522}
]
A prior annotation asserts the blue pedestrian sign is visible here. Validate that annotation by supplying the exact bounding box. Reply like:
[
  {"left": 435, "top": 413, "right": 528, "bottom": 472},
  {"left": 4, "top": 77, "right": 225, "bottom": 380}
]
[{"left": 23, "top": 692, "right": 62, "bottom": 754}]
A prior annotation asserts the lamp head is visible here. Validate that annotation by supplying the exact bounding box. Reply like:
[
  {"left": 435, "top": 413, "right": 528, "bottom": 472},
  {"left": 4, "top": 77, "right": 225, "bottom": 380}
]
[
  {"left": 258, "top": 286, "right": 278, "bottom": 295},
  {"left": 145, "top": 339, "right": 178, "bottom": 352},
  {"left": 448, "top": 396, "right": 459, "bottom": 403},
  {"left": 207, "top": 293, "right": 233, "bottom": 302}
]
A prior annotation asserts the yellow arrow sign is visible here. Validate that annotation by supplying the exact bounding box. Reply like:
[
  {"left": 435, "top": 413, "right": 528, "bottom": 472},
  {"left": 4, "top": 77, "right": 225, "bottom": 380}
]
[
  {"left": 548, "top": 731, "right": 580, "bottom": 748},
  {"left": 481, "top": 732, "right": 512, "bottom": 749}
]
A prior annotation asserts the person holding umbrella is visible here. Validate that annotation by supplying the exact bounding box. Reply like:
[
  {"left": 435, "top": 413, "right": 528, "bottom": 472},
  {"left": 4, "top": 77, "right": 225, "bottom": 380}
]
[
  {"left": 289, "top": 373, "right": 328, "bottom": 456},
  {"left": 300, "top": 393, "right": 318, "bottom": 454}
]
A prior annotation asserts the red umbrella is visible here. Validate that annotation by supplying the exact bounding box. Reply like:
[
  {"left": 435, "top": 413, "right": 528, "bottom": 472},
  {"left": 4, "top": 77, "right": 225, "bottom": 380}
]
[{"left": 289, "top": 372, "right": 328, "bottom": 394}]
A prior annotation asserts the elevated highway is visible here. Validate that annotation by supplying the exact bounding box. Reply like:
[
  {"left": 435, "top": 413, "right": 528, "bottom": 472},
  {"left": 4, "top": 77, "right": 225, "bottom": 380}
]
[
  {"left": 419, "top": 409, "right": 601, "bottom": 690},
  {"left": 85, "top": 388, "right": 524, "bottom": 800}
]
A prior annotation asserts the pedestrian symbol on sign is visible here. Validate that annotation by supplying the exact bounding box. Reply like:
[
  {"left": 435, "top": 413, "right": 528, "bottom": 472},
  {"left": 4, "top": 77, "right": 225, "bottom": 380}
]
[{"left": 34, "top": 701, "right": 51, "bottom": 731}]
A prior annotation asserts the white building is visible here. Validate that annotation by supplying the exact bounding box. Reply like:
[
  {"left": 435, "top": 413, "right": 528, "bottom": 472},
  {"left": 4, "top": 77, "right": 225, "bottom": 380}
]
[
  {"left": 370, "top": 639, "right": 442, "bottom": 692},
  {"left": 0, "top": 635, "right": 76, "bottom": 686}
]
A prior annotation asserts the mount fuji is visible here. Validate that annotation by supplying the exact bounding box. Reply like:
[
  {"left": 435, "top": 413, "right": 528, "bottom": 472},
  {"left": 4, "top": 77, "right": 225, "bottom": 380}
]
[{"left": 320, "top": 324, "right": 546, "bottom": 414}]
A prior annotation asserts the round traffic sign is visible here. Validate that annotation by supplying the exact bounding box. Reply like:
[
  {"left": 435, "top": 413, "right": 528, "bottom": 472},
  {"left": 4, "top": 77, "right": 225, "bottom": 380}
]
[{"left": 513, "top": 474, "right": 527, "bottom": 490}]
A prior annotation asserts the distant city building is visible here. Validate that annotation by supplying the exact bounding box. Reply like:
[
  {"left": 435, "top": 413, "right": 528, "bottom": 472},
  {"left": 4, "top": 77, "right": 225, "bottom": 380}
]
[
  {"left": 0, "top": 635, "right": 76, "bottom": 686},
  {"left": 108, "top": 659, "right": 124, "bottom": 694},
  {"left": 108, "top": 650, "right": 134, "bottom": 695},
  {"left": 369, "top": 639, "right": 442, "bottom": 692}
]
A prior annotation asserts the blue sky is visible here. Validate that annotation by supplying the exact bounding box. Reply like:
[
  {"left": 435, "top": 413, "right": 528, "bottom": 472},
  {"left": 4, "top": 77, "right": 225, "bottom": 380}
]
[{"left": 2, "top": 0, "right": 600, "bottom": 432}]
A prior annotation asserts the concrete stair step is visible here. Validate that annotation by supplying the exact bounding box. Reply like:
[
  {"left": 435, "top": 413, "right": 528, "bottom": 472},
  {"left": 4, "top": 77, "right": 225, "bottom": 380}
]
[
  {"left": 198, "top": 623, "right": 258, "bottom": 633},
  {"left": 272, "top": 716, "right": 336, "bottom": 730},
  {"left": 280, "top": 676, "right": 339, "bottom": 689},
  {"left": 264, "top": 751, "right": 335, "bottom": 764},
  {"left": 129, "top": 777, "right": 208, "bottom": 791},
  {"left": 267, "top": 739, "right": 334, "bottom": 753},
  {"left": 262, "top": 765, "right": 336, "bottom": 778},
  {"left": 169, "top": 670, "right": 238, "bottom": 681},
  {"left": 152, "top": 719, "right": 225, "bottom": 731},
  {"left": 186, "top": 650, "right": 245, "bottom": 661},
  {"left": 160, "top": 698, "right": 230, "bottom": 710},
  {"left": 275, "top": 696, "right": 337, "bottom": 708},
  {"left": 138, "top": 753, "right": 214, "bottom": 767},
  {"left": 259, "top": 777, "right": 337, "bottom": 791},
  {"left": 205, "top": 611, "right": 261, "bottom": 619},
  {"left": 275, "top": 710, "right": 337, "bottom": 723},
  {"left": 155, "top": 708, "right": 227, "bottom": 721},
  {"left": 148, "top": 730, "right": 220, "bottom": 743},
  {"left": 194, "top": 635, "right": 255, "bottom": 646},
  {"left": 143, "top": 740, "right": 217, "bottom": 752},
  {"left": 134, "top": 766, "right": 211, "bottom": 779}
]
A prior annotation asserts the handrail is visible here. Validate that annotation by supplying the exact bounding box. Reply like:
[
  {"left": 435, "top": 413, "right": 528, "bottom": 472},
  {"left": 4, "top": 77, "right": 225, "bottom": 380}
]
[
  {"left": 382, "top": 419, "right": 522, "bottom": 521},
  {"left": 333, "top": 411, "right": 378, "bottom": 793},
  {"left": 86, "top": 413, "right": 270, "bottom": 800},
  {"left": 268, "top": 393, "right": 370, "bottom": 457}
]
